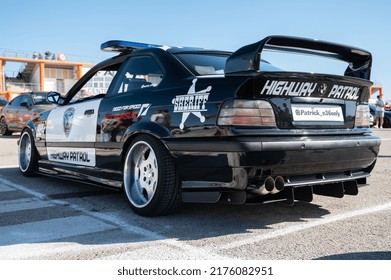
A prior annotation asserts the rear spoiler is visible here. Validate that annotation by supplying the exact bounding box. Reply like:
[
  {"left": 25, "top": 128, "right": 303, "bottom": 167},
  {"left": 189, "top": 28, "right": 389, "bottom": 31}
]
[{"left": 224, "top": 36, "right": 372, "bottom": 80}]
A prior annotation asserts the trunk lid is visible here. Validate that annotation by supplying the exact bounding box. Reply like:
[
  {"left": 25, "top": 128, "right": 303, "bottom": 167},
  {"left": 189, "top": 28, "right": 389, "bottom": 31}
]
[
  {"left": 225, "top": 36, "right": 373, "bottom": 130},
  {"left": 246, "top": 73, "right": 372, "bottom": 129}
]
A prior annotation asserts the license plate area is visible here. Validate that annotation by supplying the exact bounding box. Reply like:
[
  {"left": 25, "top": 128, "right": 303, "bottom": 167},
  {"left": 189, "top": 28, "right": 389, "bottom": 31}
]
[{"left": 291, "top": 104, "right": 344, "bottom": 122}]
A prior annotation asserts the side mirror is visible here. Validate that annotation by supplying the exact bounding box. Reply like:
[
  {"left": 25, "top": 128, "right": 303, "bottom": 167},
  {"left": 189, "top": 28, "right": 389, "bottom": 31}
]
[{"left": 47, "top": 91, "right": 64, "bottom": 105}]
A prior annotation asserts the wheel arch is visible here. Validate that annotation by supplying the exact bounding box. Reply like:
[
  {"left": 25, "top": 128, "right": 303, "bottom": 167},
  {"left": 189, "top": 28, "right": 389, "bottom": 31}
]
[
  {"left": 121, "top": 122, "right": 172, "bottom": 164},
  {"left": 21, "top": 120, "right": 37, "bottom": 137}
]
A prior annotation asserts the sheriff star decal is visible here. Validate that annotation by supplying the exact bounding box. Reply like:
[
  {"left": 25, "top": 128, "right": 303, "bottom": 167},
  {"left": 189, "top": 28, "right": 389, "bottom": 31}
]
[{"left": 172, "top": 78, "right": 211, "bottom": 129}]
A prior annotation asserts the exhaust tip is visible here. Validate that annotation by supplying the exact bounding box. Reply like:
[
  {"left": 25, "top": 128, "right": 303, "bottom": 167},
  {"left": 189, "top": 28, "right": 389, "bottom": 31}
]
[
  {"left": 274, "top": 176, "right": 285, "bottom": 191},
  {"left": 251, "top": 176, "right": 275, "bottom": 195},
  {"left": 264, "top": 176, "right": 275, "bottom": 192},
  {"left": 270, "top": 176, "right": 285, "bottom": 194}
]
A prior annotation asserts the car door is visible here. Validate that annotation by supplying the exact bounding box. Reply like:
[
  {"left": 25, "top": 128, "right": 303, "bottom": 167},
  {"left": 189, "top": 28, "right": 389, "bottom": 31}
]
[
  {"left": 4, "top": 95, "right": 23, "bottom": 130},
  {"left": 97, "top": 55, "right": 164, "bottom": 144},
  {"left": 45, "top": 65, "right": 120, "bottom": 168},
  {"left": 17, "top": 94, "right": 33, "bottom": 130},
  {"left": 45, "top": 99, "right": 101, "bottom": 167}
]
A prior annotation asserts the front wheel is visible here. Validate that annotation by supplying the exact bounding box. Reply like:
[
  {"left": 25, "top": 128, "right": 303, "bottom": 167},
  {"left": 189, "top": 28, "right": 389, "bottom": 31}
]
[
  {"left": 19, "top": 129, "right": 38, "bottom": 176},
  {"left": 123, "top": 135, "right": 181, "bottom": 216}
]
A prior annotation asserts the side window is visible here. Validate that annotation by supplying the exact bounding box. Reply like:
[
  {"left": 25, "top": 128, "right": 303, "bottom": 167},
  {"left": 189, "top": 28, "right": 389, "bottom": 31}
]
[
  {"left": 114, "top": 56, "right": 164, "bottom": 95},
  {"left": 71, "top": 69, "right": 118, "bottom": 103},
  {"left": 20, "top": 95, "right": 31, "bottom": 106},
  {"left": 9, "top": 96, "right": 22, "bottom": 106}
]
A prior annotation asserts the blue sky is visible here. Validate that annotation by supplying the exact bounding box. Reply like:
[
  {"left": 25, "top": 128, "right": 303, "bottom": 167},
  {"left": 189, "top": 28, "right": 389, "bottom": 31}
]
[{"left": 1, "top": 0, "right": 390, "bottom": 98}]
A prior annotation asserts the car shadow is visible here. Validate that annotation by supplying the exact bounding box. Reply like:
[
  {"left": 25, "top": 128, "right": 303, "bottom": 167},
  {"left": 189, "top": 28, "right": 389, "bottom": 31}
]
[
  {"left": 378, "top": 155, "right": 391, "bottom": 158},
  {"left": 0, "top": 135, "right": 20, "bottom": 139},
  {"left": 0, "top": 167, "right": 332, "bottom": 248},
  {"left": 316, "top": 251, "right": 391, "bottom": 260}
]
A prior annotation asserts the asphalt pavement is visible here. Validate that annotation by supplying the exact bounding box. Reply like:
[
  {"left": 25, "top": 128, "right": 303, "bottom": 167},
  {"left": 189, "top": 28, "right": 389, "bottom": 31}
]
[{"left": 0, "top": 130, "right": 390, "bottom": 260}]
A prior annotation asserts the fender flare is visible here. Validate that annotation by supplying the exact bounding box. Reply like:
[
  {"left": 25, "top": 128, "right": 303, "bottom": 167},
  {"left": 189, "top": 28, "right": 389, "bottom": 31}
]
[{"left": 121, "top": 122, "right": 172, "bottom": 156}]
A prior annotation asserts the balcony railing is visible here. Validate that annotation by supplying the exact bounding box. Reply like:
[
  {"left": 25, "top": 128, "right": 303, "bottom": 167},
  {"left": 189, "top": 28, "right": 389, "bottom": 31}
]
[
  {"left": 5, "top": 82, "right": 39, "bottom": 93},
  {"left": 1, "top": 48, "right": 101, "bottom": 63}
]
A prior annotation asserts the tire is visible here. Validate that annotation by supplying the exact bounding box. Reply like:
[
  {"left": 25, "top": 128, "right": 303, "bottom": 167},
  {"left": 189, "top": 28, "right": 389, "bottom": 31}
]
[
  {"left": 0, "top": 117, "right": 13, "bottom": 136},
  {"left": 19, "top": 129, "right": 39, "bottom": 176},
  {"left": 123, "top": 135, "right": 181, "bottom": 216},
  {"left": 383, "top": 117, "right": 390, "bottom": 128}
]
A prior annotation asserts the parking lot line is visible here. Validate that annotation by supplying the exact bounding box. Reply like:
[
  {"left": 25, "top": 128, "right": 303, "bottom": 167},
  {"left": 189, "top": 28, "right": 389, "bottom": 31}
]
[
  {"left": 0, "top": 177, "right": 228, "bottom": 259},
  {"left": 0, "top": 215, "right": 117, "bottom": 246},
  {"left": 0, "top": 184, "right": 15, "bottom": 193},
  {"left": 220, "top": 201, "right": 391, "bottom": 250},
  {"left": 0, "top": 165, "right": 18, "bottom": 169},
  {"left": 0, "top": 198, "right": 52, "bottom": 214}
]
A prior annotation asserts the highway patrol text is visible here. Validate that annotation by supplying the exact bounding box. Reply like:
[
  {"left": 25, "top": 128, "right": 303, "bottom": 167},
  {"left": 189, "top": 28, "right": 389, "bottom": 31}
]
[{"left": 261, "top": 80, "right": 360, "bottom": 100}]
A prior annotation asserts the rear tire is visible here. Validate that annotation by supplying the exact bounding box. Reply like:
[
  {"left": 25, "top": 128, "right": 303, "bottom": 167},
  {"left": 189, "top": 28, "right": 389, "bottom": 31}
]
[
  {"left": 383, "top": 117, "right": 390, "bottom": 128},
  {"left": 19, "top": 129, "right": 38, "bottom": 176},
  {"left": 0, "top": 117, "right": 13, "bottom": 136},
  {"left": 123, "top": 135, "right": 181, "bottom": 216}
]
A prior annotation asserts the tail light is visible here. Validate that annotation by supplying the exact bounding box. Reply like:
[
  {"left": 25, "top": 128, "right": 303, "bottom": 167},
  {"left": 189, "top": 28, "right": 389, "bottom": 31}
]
[
  {"left": 354, "top": 105, "right": 370, "bottom": 128},
  {"left": 217, "top": 99, "right": 276, "bottom": 127}
]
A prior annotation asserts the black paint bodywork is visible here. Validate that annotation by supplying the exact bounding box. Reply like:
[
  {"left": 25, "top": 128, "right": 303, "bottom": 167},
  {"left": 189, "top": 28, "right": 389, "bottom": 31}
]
[{"left": 24, "top": 36, "right": 380, "bottom": 204}]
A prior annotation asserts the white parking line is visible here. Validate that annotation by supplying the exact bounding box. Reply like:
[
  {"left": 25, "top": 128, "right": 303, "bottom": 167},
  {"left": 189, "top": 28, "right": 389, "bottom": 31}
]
[
  {"left": 220, "top": 201, "right": 391, "bottom": 250},
  {"left": 0, "top": 177, "right": 228, "bottom": 259},
  {"left": 0, "top": 165, "right": 19, "bottom": 169},
  {"left": 0, "top": 215, "right": 117, "bottom": 246},
  {"left": 0, "top": 184, "right": 15, "bottom": 192},
  {"left": 0, "top": 198, "right": 52, "bottom": 214}
]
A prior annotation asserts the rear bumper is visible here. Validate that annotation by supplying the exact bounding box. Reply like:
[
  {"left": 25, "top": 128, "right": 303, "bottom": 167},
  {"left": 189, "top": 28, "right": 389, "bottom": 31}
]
[
  {"left": 165, "top": 134, "right": 380, "bottom": 190},
  {"left": 166, "top": 134, "right": 380, "bottom": 153}
]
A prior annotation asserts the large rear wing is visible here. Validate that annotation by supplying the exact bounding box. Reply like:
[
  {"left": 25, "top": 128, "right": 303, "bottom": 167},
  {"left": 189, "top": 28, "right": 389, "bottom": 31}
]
[{"left": 224, "top": 36, "right": 372, "bottom": 80}]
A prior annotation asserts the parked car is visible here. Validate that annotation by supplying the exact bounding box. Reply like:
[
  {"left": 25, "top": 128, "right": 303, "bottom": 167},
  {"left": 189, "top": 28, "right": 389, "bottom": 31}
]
[
  {"left": 0, "top": 99, "right": 8, "bottom": 113},
  {"left": 0, "top": 92, "right": 54, "bottom": 135},
  {"left": 369, "top": 104, "right": 391, "bottom": 128},
  {"left": 18, "top": 36, "right": 380, "bottom": 216},
  {"left": 369, "top": 112, "right": 374, "bottom": 127}
]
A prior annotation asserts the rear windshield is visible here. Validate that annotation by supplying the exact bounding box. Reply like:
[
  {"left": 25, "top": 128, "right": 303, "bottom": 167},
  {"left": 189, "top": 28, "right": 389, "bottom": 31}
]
[
  {"left": 32, "top": 93, "right": 50, "bottom": 105},
  {"left": 174, "top": 53, "right": 282, "bottom": 76}
]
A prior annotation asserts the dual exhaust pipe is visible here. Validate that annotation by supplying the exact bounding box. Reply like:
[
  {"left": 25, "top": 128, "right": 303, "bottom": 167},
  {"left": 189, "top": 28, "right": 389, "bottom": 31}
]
[{"left": 253, "top": 176, "right": 285, "bottom": 195}]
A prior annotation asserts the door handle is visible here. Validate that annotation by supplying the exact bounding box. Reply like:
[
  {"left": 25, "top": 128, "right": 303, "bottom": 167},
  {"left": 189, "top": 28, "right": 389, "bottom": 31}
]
[{"left": 84, "top": 109, "right": 94, "bottom": 115}]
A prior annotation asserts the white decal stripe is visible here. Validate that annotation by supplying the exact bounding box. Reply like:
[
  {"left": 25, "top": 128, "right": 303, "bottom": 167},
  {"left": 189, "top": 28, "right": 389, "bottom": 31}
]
[{"left": 47, "top": 147, "right": 96, "bottom": 167}]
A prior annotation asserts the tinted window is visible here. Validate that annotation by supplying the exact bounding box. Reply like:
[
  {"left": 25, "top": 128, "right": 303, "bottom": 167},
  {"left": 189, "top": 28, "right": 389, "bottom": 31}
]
[
  {"left": 112, "top": 56, "right": 164, "bottom": 95},
  {"left": 174, "top": 53, "right": 283, "bottom": 75},
  {"left": 32, "top": 93, "right": 50, "bottom": 105},
  {"left": 71, "top": 71, "right": 116, "bottom": 103},
  {"left": 20, "top": 95, "right": 31, "bottom": 106},
  {"left": 175, "top": 53, "right": 227, "bottom": 75},
  {"left": 9, "top": 96, "right": 23, "bottom": 106}
]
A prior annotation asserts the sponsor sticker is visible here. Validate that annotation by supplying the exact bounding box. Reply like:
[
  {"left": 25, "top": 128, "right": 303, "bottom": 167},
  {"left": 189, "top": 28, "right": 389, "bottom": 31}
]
[
  {"left": 112, "top": 103, "right": 151, "bottom": 117},
  {"left": 291, "top": 104, "right": 344, "bottom": 122}
]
